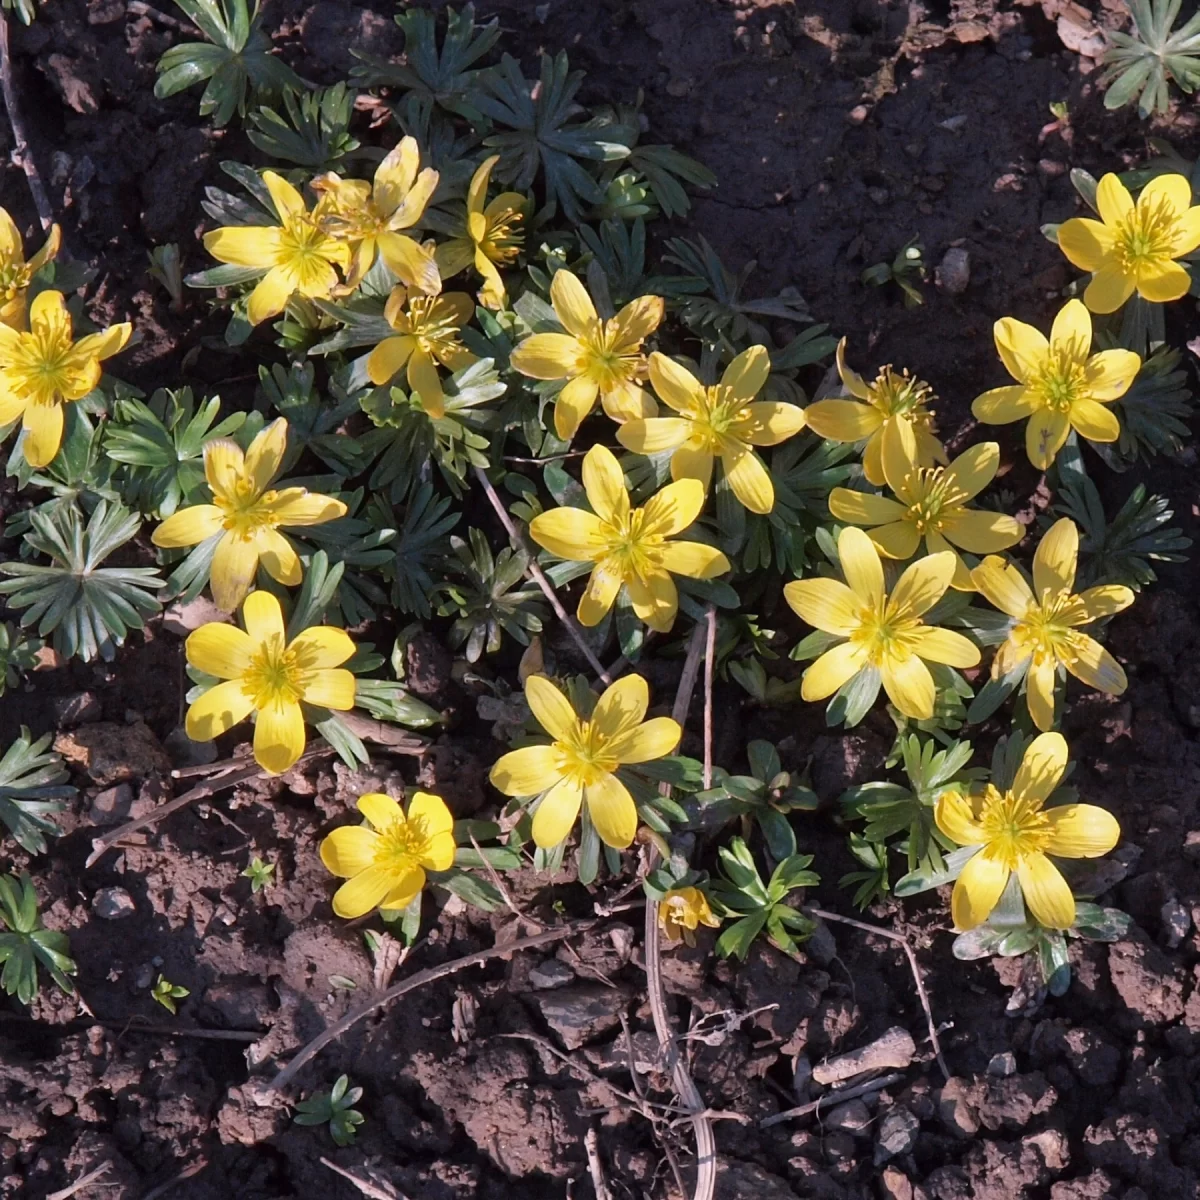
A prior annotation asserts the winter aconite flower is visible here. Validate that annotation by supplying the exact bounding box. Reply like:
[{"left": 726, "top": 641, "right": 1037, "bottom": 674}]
[
  {"left": 152, "top": 418, "right": 347, "bottom": 613},
  {"left": 313, "top": 136, "right": 441, "bottom": 294},
  {"left": 434, "top": 155, "right": 524, "bottom": 310},
  {"left": 828, "top": 438, "right": 1022, "bottom": 590},
  {"left": 320, "top": 791, "right": 456, "bottom": 918},
  {"left": 203, "top": 171, "right": 351, "bottom": 325},
  {"left": 972, "top": 299, "right": 1141, "bottom": 470},
  {"left": 805, "top": 340, "right": 945, "bottom": 486},
  {"left": 1057, "top": 173, "right": 1200, "bottom": 313},
  {"left": 0, "top": 290, "right": 131, "bottom": 468},
  {"left": 784, "top": 526, "right": 981, "bottom": 720},
  {"left": 935, "top": 732, "right": 1120, "bottom": 930},
  {"left": 659, "top": 887, "right": 720, "bottom": 946},
  {"left": 617, "top": 345, "right": 806, "bottom": 515},
  {"left": 971, "top": 517, "right": 1133, "bottom": 731},
  {"left": 366, "top": 287, "right": 476, "bottom": 419},
  {"left": 0, "top": 209, "right": 60, "bottom": 330},
  {"left": 510, "top": 269, "right": 663, "bottom": 441},
  {"left": 489, "top": 673, "right": 681, "bottom": 850},
  {"left": 185, "top": 590, "right": 356, "bottom": 775},
  {"left": 529, "top": 444, "right": 730, "bottom": 633}
]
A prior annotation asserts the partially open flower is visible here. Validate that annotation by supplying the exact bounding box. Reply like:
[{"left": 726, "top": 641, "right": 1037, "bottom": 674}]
[
  {"left": 659, "top": 887, "right": 720, "bottom": 947},
  {"left": 0, "top": 209, "right": 60, "bottom": 330}
]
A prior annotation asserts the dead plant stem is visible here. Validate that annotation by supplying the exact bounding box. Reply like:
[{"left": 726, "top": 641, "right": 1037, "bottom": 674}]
[
  {"left": 46, "top": 1161, "right": 113, "bottom": 1200},
  {"left": 319, "top": 1158, "right": 406, "bottom": 1200},
  {"left": 758, "top": 1072, "right": 907, "bottom": 1128},
  {"left": 0, "top": 12, "right": 53, "bottom": 230}
]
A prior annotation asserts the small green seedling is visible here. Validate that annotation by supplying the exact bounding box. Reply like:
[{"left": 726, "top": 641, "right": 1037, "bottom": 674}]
[
  {"left": 861, "top": 236, "right": 927, "bottom": 306},
  {"left": 147, "top": 245, "right": 185, "bottom": 312},
  {"left": 241, "top": 856, "right": 276, "bottom": 893},
  {"left": 151, "top": 974, "right": 189, "bottom": 1014},
  {"left": 293, "top": 1074, "right": 365, "bottom": 1146},
  {"left": 0, "top": 872, "right": 76, "bottom": 1005}
]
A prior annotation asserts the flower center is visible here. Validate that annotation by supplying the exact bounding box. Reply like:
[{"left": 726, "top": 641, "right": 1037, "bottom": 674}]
[
  {"left": 1013, "top": 590, "right": 1086, "bottom": 664},
  {"left": 480, "top": 208, "right": 523, "bottom": 264},
  {"left": 850, "top": 598, "right": 925, "bottom": 666},
  {"left": 396, "top": 297, "right": 466, "bottom": 357},
  {"left": 868, "top": 367, "right": 935, "bottom": 419},
  {"left": 1115, "top": 198, "right": 1179, "bottom": 274},
  {"left": 373, "top": 817, "right": 434, "bottom": 875},
  {"left": 279, "top": 215, "right": 333, "bottom": 272},
  {"left": 240, "top": 635, "right": 307, "bottom": 708},
  {"left": 903, "top": 467, "right": 967, "bottom": 534},
  {"left": 597, "top": 507, "right": 663, "bottom": 581},
  {"left": 1030, "top": 349, "right": 1086, "bottom": 414},
  {"left": 555, "top": 720, "right": 620, "bottom": 788},
  {"left": 215, "top": 480, "right": 281, "bottom": 536},
  {"left": 0, "top": 260, "right": 31, "bottom": 302},
  {"left": 977, "top": 784, "right": 1052, "bottom": 869},
  {"left": 579, "top": 322, "right": 642, "bottom": 390}
]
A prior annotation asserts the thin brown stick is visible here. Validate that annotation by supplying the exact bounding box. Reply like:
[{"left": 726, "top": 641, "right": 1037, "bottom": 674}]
[
  {"left": 702, "top": 605, "right": 716, "bottom": 789},
  {"left": 0, "top": 1012, "right": 259, "bottom": 1043},
  {"left": 46, "top": 1161, "right": 114, "bottom": 1200},
  {"left": 0, "top": 13, "right": 53, "bottom": 230},
  {"left": 472, "top": 465, "right": 612, "bottom": 684},
  {"left": 758, "top": 1072, "right": 906, "bottom": 1128},
  {"left": 806, "top": 907, "right": 949, "bottom": 1080},
  {"left": 319, "top": 1158, "right": 405, "bottom": 1200},
  {"left": 268, "top": 924, "right": 583, "bottom": 1092},
  {"left": 469, "top": 833, "right": 540, "bottom": 929},
  {"left": 585, "top": 1127, "right": 613, "bottom": 1200},
  {"left": 140, "top": 1161, "right": 208, "bottom": 1200}
]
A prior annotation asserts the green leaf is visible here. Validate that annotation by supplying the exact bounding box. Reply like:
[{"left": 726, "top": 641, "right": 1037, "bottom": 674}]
[{"left": 0, "top": 729, "right": 74, "bottom": 855}]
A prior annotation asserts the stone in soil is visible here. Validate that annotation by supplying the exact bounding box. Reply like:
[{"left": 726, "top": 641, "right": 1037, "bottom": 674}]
[
  {"left": 88, "top": 783, "right": 133, "bottom": 825},
  {"left": 91, "top": 887, "right": 136, "bottom": 919},
  {"left": 876, "top": 1106, "right": 921, "bottom": 1163},
  {"left": 526, "top": 958, "right": 575, "bottom": 990},
  {"left": 53, "top": 691, "right": 101, "bottom": 726},
  {"left": 54, "top": 722, "right": 171, "bottom": 786},
  {"left": 531, "top": 986, "right": 630, "bottom": 1051}
]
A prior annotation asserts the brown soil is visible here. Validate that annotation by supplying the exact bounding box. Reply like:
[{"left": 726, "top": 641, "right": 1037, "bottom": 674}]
[{"left": 3, "top": 1, "right": 1200, "bottom": 1198}]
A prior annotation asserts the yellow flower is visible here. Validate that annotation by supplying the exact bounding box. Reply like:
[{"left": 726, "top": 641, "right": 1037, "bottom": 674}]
[
  {"left": 366, "top": 286, "right": 476, "bottom": 419},
  {"left": 184, "top": 590, "right": 356, "bottom": 775},
  {"left": 829, "top": 438, "right": 1023, "bottom": 591},
  {"left": 313, "top": 136, "right": 441, "bottom": 294},
  {"left": 152, "top": 418, "right": 347, "bottom": 613},
  {"left": 617, "top": 345, "right": 805, "bottom": 515},
  {"left": 0, "top": 209, "right": 61, "bottom": 330},
  {"left": 510, "top": 269, "right": 663, "bottom": 441},
  {"left": 936, "top": 732, "right": 1120, "bottom": 930},
  {"left": 320, "top": 791, "right": 456, "bottom": 918},
  {"left": 489, "top": 673, "right": 681, "bottom": 850},
  {"left": 659, "top": 887, "right": 720, "bottom": 947},
  {"left": 972, "top": 299, "right": 1141, "bottom": 470},
  {"left": 529, "top": 444, "right": 730, "bottom": 633},
  {"left": 804, "top": 339, "right": 945, "bottom": 486},
  {"left": 203, "top": 171, "right": 351, "bottom": 325},
  {"left": 1057, "top": 172, "right": 1200, "bottom": 313},
  {"left": 783, "top": 526, "right": 981, "bottom": 720},
  {"left": 970, "top": 517, "right": 1133, "bottom": 732},
  {"left": 433, "top": 154, "right": 524, "bottom": 310},
  {"left": 0, "top": 290, "right": 131, "bottom": 468}
]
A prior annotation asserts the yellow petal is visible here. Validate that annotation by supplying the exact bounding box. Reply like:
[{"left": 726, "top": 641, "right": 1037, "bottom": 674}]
[
  {"left": 592, "top": 674, "right": 649, "bottom": 741},
  {"left": 1083, "top": 349, "right": 1140, "bottom": 401},
  {"left": 1017, "top": 853, "right": 1075, "bottom": 930},
  {"left": 374, "top": 137, "right": 420, "bottom": 211},
  {"left": 185, "top": 622, "right": 255, "bottom": 678},
  {"left": 721, "top": 443, "right": 774, "bottom": 514},
  {"left": 838, "top": 526, "right": 885, "bottom": 606},
  {"left": 332, "top": 864, "right": 398, "bottom": 919},
  {"left": 531, "top": 776, "right": 583, "bottom": 848},
  {"left": 912, "top": 626, "right": 980, "bottom": 669},
  {"left": 648, "top": 353, "right": 704, "bottom": 414},
  {"left": 600, "top": 379, "right": 655, "bottom": 423},
  {"left": 300, "top": 668, "right": 356, "bottom": 710},
  {"left": 951, "top": 851, "right": 1010, "bottom": 930},
  {"left": 607, "top": 715, "right": 681, "bottom": 764},
  {"left": 407, "top": 349, "right": 445, "bottom": 418},
  {"left": 880, "top": 653, "right": 935, "bottom": 719},
  {"left": 254, "top": 697, "right": 306, "bottom": 775},
  {"left": 320, "top": 825, "right": 379, "bottom": 877},
  {"left": 202, "top": 224, "right": 281, "bottom": 269},
  {"left": 29, "top": 288, "right": 71, "bottom": 341},
  {"left": 510, "top": 331, "right": 581, "bottom": 378},
  {"left": 577, "top": 563, "right": 621, "bottom": 626},
  {"left": 367, "top": 335, "right": 415, "bottom": 385},
  {"left": 550, "top": 269, "right": 598, "bottom": 338},
  {"left": 554, "top": 374, "right": 599, "bottom": 440},
  {"left": 614, "top": 418, "right": 690, "bottom": 460},
  {"left": 1025, "top": 408, "right": 1071, "bottom": 470},
  {"left": 889, "top": 551, "right": 955, "bottom": 617},
  {"left": 1033, "top": 517, "right": 1077, "bottom": 598},
  {"left": 246, "top": 268, "right": 294, "bottom": 325},
  {"left": 994, "top": 316, "right": 1048, "bottom": 384},
  {"left": 525, "top": 675, "right": 579, "bottom": 743},
  {"left": 670, "top": 443, "right": 715, "bottom": 492},
  {"left": 21, "top": 401, "right": 63, "bottom": 468},
  {"left": 490, "top": 745, "right": 562, "bottom": 796},
  {"left": 210, "top": 534, "right": 260, "bottom": 613},
  {"left": 1049, "top": 298, "right": 1091, "bottom": 360},
  {"left": 784, "top": 577, "right": 863, "bottom": 636},
  {"left": 1076, "top": 584, "right": 1134, "bottom": 621},
  {"left": 290, "top": 626, "right": 355, "bottom": 670},
  {"left": 27, "top": 222, "right": 60, "bottom": 274},
  {"left": 719, "top": 344, "right": 769, "bottom": 402},
  {"left": 1013, "top": 731, "right": 1068, "bottom": 804},
  {"left": 269, "top": 492, "right": 346, "bottom": 526},
  {"left": 1172, "top": 205, "right": 1200, "bottom": 256},
  {"left": 241, "top": 588, "right": 286, "bottom": 644},
  {"left": 625, "top": 573, "right": 679, "bottom": 633},
  {"left": 153, "top": 505, "right": 224, "bottom": 548},
  {"left": 939, "top": 509, "right": 1023, "bottom": 554},
  {"left": 1070, "top": 398, "right": 1121, "bottom": 444},
  {"left": 1064, "top": 635, "right": 1126, "bottom": 695},
  {"left": 609, "top": 294, "right": 664, "bottom": 351},
  {"left": 0, "top": 207, "right": 19, "bottom": 259},
  {"left": 879, "top": 423, "right": 918, "bottom": 500},
  {"left": 378, "top": 232, "right": 441, "bottom": 295},
  {"left": 801, "top": 642, "right": 868, "bottom": 701},
  {"left": 804, "top": 398, "right": 883, "bottom": 442},
  {"left": 835, "top": 338, "right": 872, "bottom": 400},
  {"left": 0, "top": 384, "right": 27, "bottom": 425},
  {"left": 185, "top": 679, "right": 254, "bottom": 741},
  {"left": 378, "top": 866, "right": 429, "bottom": 913},
  {"left": 1057, "top": 216, "right": 1115, "bottom": 273},
  {"left": 1138, "top": 172, "right": 1191, "bottom": 219},
  {"left": 255, "top": 528, "right": 302, "bottom": 587},
  {"left": 1026, "top": 655, "right": 1057, "bottom": 732},
  {"left": 358, "top": 792, "right": 403, "bottom": 830},
  {"left": 971, "top": 555, "right": 1034, "bottom": 617},
  {"left": 388, "top": 168, "right": 440, "bottom": 235},
  {"left": 870, "top": 521, "right": 922, "bottom": 560},
  {"left": 1083, "top": 264, "right": 1136, "bottom": 314},
  {"left": 466, "top": 153, "right": 499, "bottom": 214},
  {"left": 584, "top": 772, "right": 638, "bottom": 850},
  {"left": 263, "top": 170, "right": 305, "bottom": 223},
  {"left": 1042, "top": 804, "right": 1120, "bottom": 858},
  {"left": 529, "top": 506, "right": 606, "bottom": 561},
  {"left": 1097, "top": 172, "right": 1134, "bottom": 225},
  {"left": 640, "top": 479, "right": 705, "bottom": 538},
  {"left": 828, "top": 488, "right": 908, "bottom": 527},
  {"left": 658, "top": 541, "right": 729, "bottom": 580},
  {"left": 203, "top": 438, "right": 245, "bottom": 500},
  {"left": 409, "top": 790, "right": 454, "bottom": 842},
  {"left": 581, "top": 444, "right": 628, "bottom": 525},
  {"left": 926, "top": 530, "right": 974, "bottom": 591},
  {"left": 944, "top": 444, "right": 999, "bottom": 504},
  {"left": 733, "top": 401, "right": 806, "bottom": 447},
  {"left": 1136, "top": 259, "right": 1192, "bottom": 304},
  {"left": 972, "top": 385, "right": 1036, "bottom": 425},
  {"left": 72, "top": 322, "right": 132, "bottom": 366},
  {"left": 935, "top": 790, "right": 985, "bottom": 847}
]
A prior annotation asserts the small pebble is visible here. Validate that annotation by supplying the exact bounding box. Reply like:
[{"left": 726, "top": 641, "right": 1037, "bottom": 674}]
[
  {"left": 54, "top": 691, "right": 102, "bottom": 727},
  {"left": 1161, "top": 898, "right": 1191, "bottom": 949},
  {"left": 875, "top": 1106, "right": 920, "bottom": 1163},
  {"left": 846, "top": 104, "right": 870, "bottom": 125},
  {"left": 935, "top": 247, "right": 970, "bottom": 295},
  {"left": 826, "top": 1098, "right": 872, "bottom": 1136},
  {"left": 89, "top": 783, "right": 133, "bottom": 825},
  {"left": 92, "top": 887, "right": 136, "bottom": 920},
  {"left": 528, "top": 959, "right": 576, "bottom": 990},
  {"left": 987, "top": 1051, "right": 1017, "bottom": 1077}
]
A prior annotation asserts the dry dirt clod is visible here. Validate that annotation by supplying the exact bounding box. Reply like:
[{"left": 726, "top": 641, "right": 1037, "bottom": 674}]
[
  {"left": 531, "top": 986, "right": 629, "bottom": 1051},
  {"left": 876, "top": 1106, "right": 921, "bottom": 1163},
  {"left": 53, "top": 691, "right": 101, "bottom": 727},
  {"left": 527, "top": 959, "right": 575, "bottom": 990},
  {"left": 812, "top": 1025, "right": 917, "bottom": 1085},
  {"left": 825, "top": 1098, "right": 872, "bottom": 1137},
  {"left": 55, "top": 722, "right": 171, "bottom": 786}
]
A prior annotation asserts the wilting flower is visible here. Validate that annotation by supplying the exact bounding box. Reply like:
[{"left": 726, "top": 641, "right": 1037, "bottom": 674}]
[
  {"left": 529, "top": 443, "right": 730, "bottom": 633},
  {"left": 203, "top": 171, "right": 351, "bottom": 325},
  {"left": 366, "top": 286, "right": 476, "bottom": 419},
  {"left": 971, "top": 517, "right": 1133, "bottom": 731},
  {"left": 936, "top": 731, "right": 1120, "bottom": 930},
  {"left": 804, "top": 339, "right": 945, "bottom": 486},
  {"left": 783, "top": 526, "right": 980, "bottom": 720},
  {"left": 185, "top": 590, "right": 355, "bottom": 775},
  {"left": 972, "top": 299, "right": 1141, "bottom": 470},
  {"left": 0, "top": 210, "right": 60, "bottom": 330},
  {"left": 828, "top": 438, "right": 1022, "bottom": 590},
  {"left": 617, "top": 345, "right": 805, "bottom": 515},
  {"left": 313, "top": 136, "right": 441, "bottom": 294},
  {"left": 320, "top": 791, "right": 456, "bottom": 918},
  {"left": 152, "top": 418, "right": 346, "bottom": 613},
  {"left": 659, "top": 887, "right": 721, "bottom": 946},
  {"left": 1057, "top": 172, "right": 1200, "bottom": 313},
  {"left": 510, "top": 269, "right": 663, "bottom": 441},
  {"left": 489, "top": 674, "right": 681, "bottom": 850},
  {"left": 0, "top": 290, "right": 131, "bottom": 468},
  {"left": 434, "top": 155, "right": 524, "bottom": 310}
]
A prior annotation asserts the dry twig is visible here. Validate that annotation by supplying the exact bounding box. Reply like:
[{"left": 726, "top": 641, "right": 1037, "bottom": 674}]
[
  {"left": 758, "top": 1071, "right": 907, "bottom": 1128},
  {"left": 140, "top": 1161, "right": 208, "bottom": 1200},
  {"left": 46, "top": 1161, "right": 113, "bottom": 1200},
  {"left": 0, "top": 13, "right": 53, "bottom": 230},
  {"left": 0, "top": 1012, "right": 259, "bottom": 1043},
  {"left": 702, "top": 605, "right": 717, "bottom": 789},
  {"left": 585, "top": 1128, "right": 613, "bottom": 1200},
  {"left": 319, "top": 1158, "right": 405, "bottom": 1200}
]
